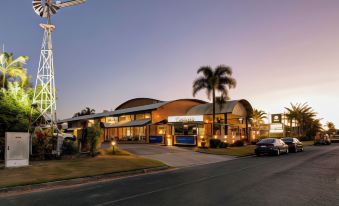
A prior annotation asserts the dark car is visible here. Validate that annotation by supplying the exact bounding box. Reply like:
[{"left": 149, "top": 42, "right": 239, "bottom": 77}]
[
  {"left": 314, "top": 133, "right": 331, "bottom": 145},
  {"left": 255, "top": 138, "right": 289, "bottom": 156},
  {"left": 281, "top": 137, "right": 304, "bottom": 152}
]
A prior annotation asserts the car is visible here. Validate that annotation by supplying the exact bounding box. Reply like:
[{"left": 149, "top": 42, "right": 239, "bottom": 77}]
[
  {"left": 314, "top": 133, "right": 331, "bottom": 145},
  {"left": 281, "top": 137, "right": 304, "bottom": 152},
  {"left": 53, "top": 132, "right": 76, "bottom": 141},
  {"left": 255, "top": 138, "right": 289, "bottom": 156}
]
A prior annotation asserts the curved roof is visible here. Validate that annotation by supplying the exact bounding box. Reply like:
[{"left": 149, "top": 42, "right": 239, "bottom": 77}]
[
  {"left": 60, "top": 98, "right": 207, "bottom": 123},
  {"left": 186, "top": 99, "right": 253, "bottom": 117},
  {"left": 115, "top": 98, "right": 163, "bottom": 110}
]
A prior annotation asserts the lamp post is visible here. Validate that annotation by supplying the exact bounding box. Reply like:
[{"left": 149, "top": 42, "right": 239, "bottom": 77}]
[{"left": 111, "top": 140, "right": 116, "bottom": 155}]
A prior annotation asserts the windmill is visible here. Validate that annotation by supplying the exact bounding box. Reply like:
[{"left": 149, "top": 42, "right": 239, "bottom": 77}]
[{"left": 31, "top": 0, "right": 86, "bottom": 129}]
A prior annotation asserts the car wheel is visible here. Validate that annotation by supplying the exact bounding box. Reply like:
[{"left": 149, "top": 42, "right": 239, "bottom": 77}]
[
  {"left": 276, "top": 149, "right": 280, "bottom": 156},
  {"left": 286, "top": 148, "right": 289, "bottom": 154},
  {"left": 294, "top": 146, "right": 298, "bottom": 153},
  {"left": 301, "top": 147, "right": 304, "bottom": 152},
  {"left": 256, "top": 152, "right": 260, "bottom": 156}
]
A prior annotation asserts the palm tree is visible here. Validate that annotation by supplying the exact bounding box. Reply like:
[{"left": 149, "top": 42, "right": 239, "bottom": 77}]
[
  {"left": 251, "top": 109, "right": 267, "bottom": 134},
  {"left": 326, "top": 122, "right": 335, "bottom": 134},
  {"left": 193, "top": 65, "right": 236, "bottom": 135},
  {"left": 285, "top": 103, "right": 317, "bottom": 138},
  {"left": 326, "top": 122, "right": 335, "bottom": 130},
  {"left": 73, "top": 107, "right": 95, "bottom": 117},
  {"left": 0, "top": 52, "right": 29, "bottom": 88}
]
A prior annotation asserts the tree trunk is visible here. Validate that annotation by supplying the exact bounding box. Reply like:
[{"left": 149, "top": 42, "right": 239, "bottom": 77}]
[{"left": 212, "top": 88, "right": 215, "bottom": 136}]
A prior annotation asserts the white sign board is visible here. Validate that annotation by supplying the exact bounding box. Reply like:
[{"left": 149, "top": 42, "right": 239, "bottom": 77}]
[
  {"left": 270, "top": 123, "right": 284, "bottom": 133},
  {"left": 168, "top": 115, "right": 204, "bottom": 123},
  {"left": 5, "top": 132, "right": 30, "bottom": 168}
]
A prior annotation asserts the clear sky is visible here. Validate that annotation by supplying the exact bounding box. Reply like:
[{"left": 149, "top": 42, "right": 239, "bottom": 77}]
[{"left": 1, "top": 0, "right": 339, "bottom": 126}]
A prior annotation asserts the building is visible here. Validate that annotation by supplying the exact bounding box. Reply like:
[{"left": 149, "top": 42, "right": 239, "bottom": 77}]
[{"left": 59, "top": 98, "right": 254, "bottom": 147}]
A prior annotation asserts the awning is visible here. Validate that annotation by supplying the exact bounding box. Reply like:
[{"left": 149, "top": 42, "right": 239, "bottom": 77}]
[{"left": 102, "top": 119, "right": 151, "bottom": 128}]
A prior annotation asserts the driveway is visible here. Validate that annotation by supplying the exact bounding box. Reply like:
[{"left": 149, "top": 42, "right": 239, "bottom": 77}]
[{"left": 117, "top": 144, "right": 234, "bottom": 167}]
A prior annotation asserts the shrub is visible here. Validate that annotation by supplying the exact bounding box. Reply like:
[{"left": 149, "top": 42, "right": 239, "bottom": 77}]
[
  {"left": 209, "top": 139, "right": 221, "bottom": 148},
  {"left": 300, "top": 136, "right": 313, "bottom": 141},
  {"left": 31, "top": 127, "right": 55, "bottom": 160},
  {"left": 87, "top": 123, "right": 102, "bottom": 157},
  {"left": 0, "top": 136, "right": 4, "bottom": 160},
  {"left": 232, "top": 140, "right": 244, "bottom": 147},
  {"left": 219, "top": 142, "right": 229, "bottom": 148},
  {"left": 62, "top": 139, "right": 78, "bottom": 155}
]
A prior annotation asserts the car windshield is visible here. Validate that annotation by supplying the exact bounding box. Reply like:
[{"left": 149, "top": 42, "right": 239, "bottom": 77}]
[
  {"left": 258, "top": 139, "right": 275, "bottom": 144},
  {"left": 282, "top": 138, "right": 293, "bottom": 142}
]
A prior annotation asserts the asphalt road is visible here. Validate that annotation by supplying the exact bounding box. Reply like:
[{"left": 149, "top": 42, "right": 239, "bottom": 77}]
[{"left": 1, "top": 145, "right": 339, "bottom": 206}]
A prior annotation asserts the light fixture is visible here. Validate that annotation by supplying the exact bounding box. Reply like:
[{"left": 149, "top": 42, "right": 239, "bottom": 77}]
[{"left": 111, "top": 140, "right": 116, "bottom": 154}]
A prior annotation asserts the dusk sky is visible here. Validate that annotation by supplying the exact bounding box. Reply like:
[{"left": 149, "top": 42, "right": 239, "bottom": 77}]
[{"left": 1, "top": 0, "right": 339, "bottom": 126}]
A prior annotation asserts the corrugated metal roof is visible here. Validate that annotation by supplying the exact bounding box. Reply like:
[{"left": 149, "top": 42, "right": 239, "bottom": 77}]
[
  {"left": 102, "top": 119, "right": 151, "bottom": 128},
  {"left": 59, "top": 102, "right": 168, "bottom": 123}
]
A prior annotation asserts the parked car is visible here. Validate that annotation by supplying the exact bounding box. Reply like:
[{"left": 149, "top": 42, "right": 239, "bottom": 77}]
[
  {"left": 53, "top": 132, "right": 76, "bottom": 141},
  {"left": 281, "top": 137, "right": 304, "bottom": 152},
  {"left": 314, "top": 133, "right": 331, "bottom": 145},
  {"left": 255, "top": 138, "right": 289, "bottom": 156}
]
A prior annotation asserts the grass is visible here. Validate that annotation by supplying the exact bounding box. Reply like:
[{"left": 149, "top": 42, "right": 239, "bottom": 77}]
[
  {"left": 302, "top": 141, "right": 314, "bottom": 146},
  {"left": 195, "top": 145, "right": 256, "bottom": 157},
  {"left": 0, "top": 147, "right": 166, "bottom": 188}
]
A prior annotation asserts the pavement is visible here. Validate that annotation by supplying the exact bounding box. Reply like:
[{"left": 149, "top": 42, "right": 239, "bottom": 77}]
[
  {"left": 117, "top": 144, "right": 235, "bottom": 167},
  {"left": 1, "top": 144, "right": 339, "bottom": 206}
]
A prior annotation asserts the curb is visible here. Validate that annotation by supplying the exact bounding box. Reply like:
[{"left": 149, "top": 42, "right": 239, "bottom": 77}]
[{"left": 0, "top": 165, "right": 170, "bottom": 196}]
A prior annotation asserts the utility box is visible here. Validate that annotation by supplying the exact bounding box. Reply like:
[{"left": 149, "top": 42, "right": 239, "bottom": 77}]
[{"left": 5, "top": 132, "right": 30, "bottom": 168}]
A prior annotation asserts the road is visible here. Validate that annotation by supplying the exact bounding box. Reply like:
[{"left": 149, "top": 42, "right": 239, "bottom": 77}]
[{"left": 1, "top": 145, "right": 339, "bottom": 206}]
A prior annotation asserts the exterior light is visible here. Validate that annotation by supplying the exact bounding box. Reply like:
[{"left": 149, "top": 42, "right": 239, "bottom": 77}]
[
  {"left": 111, "top": 140, "right": 116, "bottom": 155},
  {"left": 214, "top": 135, "right": 217, "bottom": 139},
  {"left": 200, "top": 135, "right": 204, "bottom": 139},
  {"left": 224, "top": 135, "right": 227, "bottom": 139},
  {"left": 167, "top": 138, "right": 172, "bottom": 146}
]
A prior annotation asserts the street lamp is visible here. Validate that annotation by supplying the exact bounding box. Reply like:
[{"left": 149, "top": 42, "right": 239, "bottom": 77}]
[{"left": 111, "top": 140, "right": 116, "bottom": 155}]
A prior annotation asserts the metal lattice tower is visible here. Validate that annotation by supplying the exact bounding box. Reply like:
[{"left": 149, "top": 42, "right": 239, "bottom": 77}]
[
  {"left": 32, "top": 24, "right": 57, "bottom": 126},
  {"left": 31, "top": 0, "right": 86, "bottom": 127}
]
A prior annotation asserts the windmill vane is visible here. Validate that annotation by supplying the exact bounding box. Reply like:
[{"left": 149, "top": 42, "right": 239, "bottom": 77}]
[{"left": 32, "top": 0, "right": 86, "bottom": 18}]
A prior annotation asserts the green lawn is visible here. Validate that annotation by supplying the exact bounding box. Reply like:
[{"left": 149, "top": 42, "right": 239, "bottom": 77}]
[
  {"left": 302, "top": 141, "right": 314, "bottom": 146},
  {"left": 0, "top": 147, "right": 166, "bottom": 188},
  {"left": 195, "top": 145, "right": 256, "bottom": 157}
]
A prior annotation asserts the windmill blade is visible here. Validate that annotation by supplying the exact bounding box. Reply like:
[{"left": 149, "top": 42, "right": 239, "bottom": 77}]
[
  {"left": 32, "top": 0, "right": 45, "bottom": 17},
  {"left": 32, "top": 0, "right": 60, "bottom": 17},
  {"left": 55, "top": 0, "right": 86, "bottom": 9}
]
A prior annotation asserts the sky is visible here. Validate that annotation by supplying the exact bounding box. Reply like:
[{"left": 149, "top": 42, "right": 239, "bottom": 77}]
[{"left": 1, "top": 0, "right": 339, "bottom": 126}]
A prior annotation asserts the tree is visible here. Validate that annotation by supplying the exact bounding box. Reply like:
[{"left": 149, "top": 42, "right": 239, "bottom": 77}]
[
  {"left": 73, "top": 107, "right": 95, "bottom": 117},
  {"left": 193, "top": 65, "right": 236, "bottom": 135},
  {"left": 0, "top": 52, "right": 29, "bottom": 88},
  {"left": 285, "top": 103, "right": 319, "bottom": 139},
  {"left": 87, "top": 123, "right": 102, "bottom": 157},
  {"left": 251, "top": 109, "right": 267, "bottom": 133},
  {"left": 326, "top": 121, "right": 336, "bottom": 134}
]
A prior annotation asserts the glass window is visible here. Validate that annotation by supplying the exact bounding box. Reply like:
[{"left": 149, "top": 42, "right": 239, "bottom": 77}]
[
  {"left": 174, "top": 124, "right": 184, "bottom": 135},
  {"left": 187, "top": 124, "right": 197, "bottom": 135}
]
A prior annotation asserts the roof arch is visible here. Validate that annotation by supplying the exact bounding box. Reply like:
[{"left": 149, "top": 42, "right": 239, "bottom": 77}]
[
  {"left": 186, "top": 99, "right": 253, "bottom": 117},
  {"left": 115, "top": 98, "right": 163, "bottom": 110}
]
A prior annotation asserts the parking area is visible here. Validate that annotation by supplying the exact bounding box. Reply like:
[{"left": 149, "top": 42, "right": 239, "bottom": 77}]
[{"left": 118, "top": 144, "right": 235, "bottom": 167}]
